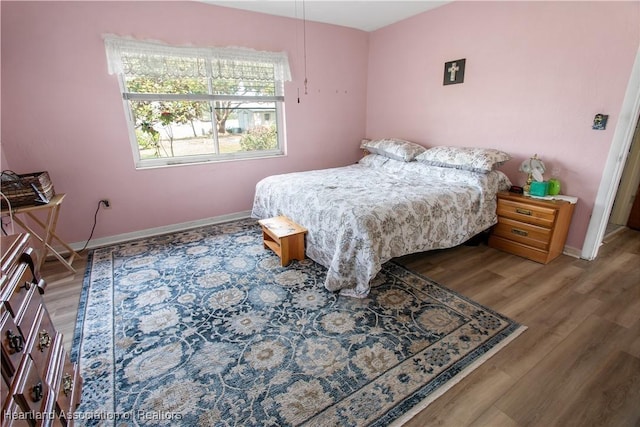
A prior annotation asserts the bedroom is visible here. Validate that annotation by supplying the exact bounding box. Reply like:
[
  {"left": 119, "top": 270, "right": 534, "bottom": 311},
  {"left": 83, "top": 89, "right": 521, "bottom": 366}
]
[{"left": 1, "top": 0, "right": 639, "bottom": 425}]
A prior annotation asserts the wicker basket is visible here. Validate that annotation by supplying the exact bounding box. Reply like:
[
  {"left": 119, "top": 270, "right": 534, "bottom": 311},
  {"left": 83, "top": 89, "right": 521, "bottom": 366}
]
[{"left": 1, "top": 171, "right": 55, "bottom": 208}]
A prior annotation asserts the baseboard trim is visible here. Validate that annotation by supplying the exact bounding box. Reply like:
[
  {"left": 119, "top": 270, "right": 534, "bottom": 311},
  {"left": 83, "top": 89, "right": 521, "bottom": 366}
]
[
  {"left": 64, "top": 215, "right": 584, "bottom": 260},
  {"left": 70, "top": 210, "right": 252, "bottom": 251},
  {"left": 563, "top": 245, "right": 582, "bottom": 259}
]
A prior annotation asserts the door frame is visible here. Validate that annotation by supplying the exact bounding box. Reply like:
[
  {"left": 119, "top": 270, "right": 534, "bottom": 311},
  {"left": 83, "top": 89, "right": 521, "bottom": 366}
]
[
  {"left": 582, "top": 45, "right": 640, "bottom": 260},
  {"left": 609, "top": 122, "right": 640, "bottom": 225}
]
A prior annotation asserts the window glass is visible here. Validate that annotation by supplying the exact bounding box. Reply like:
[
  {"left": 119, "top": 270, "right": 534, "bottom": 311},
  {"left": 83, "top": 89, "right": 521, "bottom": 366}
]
[{"left": 105, "top": 37, "right": 290, "bottom": 168}]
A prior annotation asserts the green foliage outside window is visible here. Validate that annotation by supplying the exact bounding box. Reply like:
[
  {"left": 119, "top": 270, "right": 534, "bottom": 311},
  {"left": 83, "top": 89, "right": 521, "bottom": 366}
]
[
  {"left": 239, "top": 125, "right": 278, "bottom": 151},
  {"left": 128, "top": 77, "right": 207, "bottom": 144}
]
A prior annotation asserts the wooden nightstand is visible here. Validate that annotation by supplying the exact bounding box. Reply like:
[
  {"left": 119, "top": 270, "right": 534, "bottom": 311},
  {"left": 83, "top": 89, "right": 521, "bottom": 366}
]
[{"left": 488, "top": 192, "right": 576, "bottom": 264}]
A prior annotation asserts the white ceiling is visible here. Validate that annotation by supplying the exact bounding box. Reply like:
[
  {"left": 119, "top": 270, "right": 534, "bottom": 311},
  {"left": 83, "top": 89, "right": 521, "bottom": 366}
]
[{"left": 201, "top": 1, "right": 451, "bottom": 32}]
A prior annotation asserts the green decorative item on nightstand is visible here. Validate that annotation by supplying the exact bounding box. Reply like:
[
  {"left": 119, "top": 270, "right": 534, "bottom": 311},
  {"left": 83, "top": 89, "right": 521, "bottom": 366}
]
[
  {"left": 530, "top": 180, "right": 549, "bottom": 196},
  {"left": 548, "top": 178, "right": 561, "bottom": 195}
]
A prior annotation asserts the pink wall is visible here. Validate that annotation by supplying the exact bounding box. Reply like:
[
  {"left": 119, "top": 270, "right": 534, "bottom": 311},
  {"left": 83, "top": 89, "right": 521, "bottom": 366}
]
[
  {"left": 367, "top": 1, "right": 640, "bottom": 250},
  {"left": 3, "top": 1, "right": 640, "bottom": 253},
  {"left": 1, "top": 1, "right": 368, "bottom": 243}
]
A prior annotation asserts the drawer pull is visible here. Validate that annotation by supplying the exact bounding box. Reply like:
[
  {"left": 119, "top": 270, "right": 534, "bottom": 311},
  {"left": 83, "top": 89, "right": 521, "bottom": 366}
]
[
  {"left": 20, "top": 280, "right": 31, "bottom": 291},
  {"left": 32, "top": 382, "right": 43, "bottom": 402},
  {"left": 7, "top": 330, "right": 24, "bottom": 353},
  {"left": 511, "top": 228, "right": 529, "bottom": 237},
  {"left": 38, "top": 330, "right": 51, "bottom": 351},
  {"left": 516, "top": 208, "right": 532, "bottom": 216},
  {"left": 62, "top": 373, "right": 73, "bottom": 396}
]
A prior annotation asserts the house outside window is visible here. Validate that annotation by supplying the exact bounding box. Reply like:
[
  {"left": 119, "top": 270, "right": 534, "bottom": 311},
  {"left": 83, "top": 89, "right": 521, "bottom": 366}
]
[{"left": 104, "top": 36, "right": 291, "bottom": 168}]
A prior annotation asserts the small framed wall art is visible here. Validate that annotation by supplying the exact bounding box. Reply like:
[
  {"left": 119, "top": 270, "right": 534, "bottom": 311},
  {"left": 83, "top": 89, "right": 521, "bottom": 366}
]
[
  {"left": 444, "top": 58, "right": 465, "bottom": 85},
  {"left": 592, "top": 113, "right": 608, "bottom": 130}
]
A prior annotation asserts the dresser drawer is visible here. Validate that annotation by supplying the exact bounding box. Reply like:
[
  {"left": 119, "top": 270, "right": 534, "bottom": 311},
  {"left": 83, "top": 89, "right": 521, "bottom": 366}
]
[
  {"left": 2, "top": 234, "right": 83, "bottom": 421},
  {"left": 15, "top": 285, "right": 43, "bottom": 343},
  {"left": 48, "top": 334, "right": 78, "bottom": 422},
  {"left": 2, "top": 367, "right": 10, "bottom": 406},
  {"left": 3, "top": 263, "right": 35, "bottom": 319},
  {"left": 13, "top": 356, "right": 51, "bottom": 418},
  {"left": 2, "top": 311, "right": 26, "bottom": 378},
  {"left": 3, "top": 398, "right": 33, "bottom": 427},
  {"left": 23, "top": 304, "right": 57, "bottom": 381},
  {"left": 492, "top": 217, "right": 552, "bottom": 250},
  {"left": 497, "top": 198, "right": 557, "bottom": 228}
]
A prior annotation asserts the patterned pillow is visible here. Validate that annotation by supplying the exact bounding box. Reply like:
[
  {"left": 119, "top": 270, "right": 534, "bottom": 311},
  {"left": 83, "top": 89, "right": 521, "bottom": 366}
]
[
  {"left": 360, "top": 138, "right": 426, "bottom": 162},
  {"left": 358, "top": 153, "right": 391, "bottom": 167},
  {"left": 415, "top": 146, "right": 511, "bottom": 173}
]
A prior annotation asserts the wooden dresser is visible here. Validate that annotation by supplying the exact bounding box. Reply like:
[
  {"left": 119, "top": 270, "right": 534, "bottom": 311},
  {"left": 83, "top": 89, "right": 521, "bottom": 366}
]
[
  {"left": 1, "top": 233, "right": 82, "bottom": 426},
  {"left": 488, "top": 192, "right": 575, "bottom": 264}
]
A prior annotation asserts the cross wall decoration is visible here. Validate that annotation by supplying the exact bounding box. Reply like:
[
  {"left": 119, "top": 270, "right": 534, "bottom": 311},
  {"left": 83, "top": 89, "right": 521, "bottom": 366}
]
[{"left": 444, "top": 58, "right": 465, "bottom": 85}]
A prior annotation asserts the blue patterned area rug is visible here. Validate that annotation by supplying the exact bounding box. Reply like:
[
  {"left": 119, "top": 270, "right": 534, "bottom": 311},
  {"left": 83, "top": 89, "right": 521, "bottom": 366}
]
[{"left": 72, "top": 219, "right": 525, "bottom": 426}]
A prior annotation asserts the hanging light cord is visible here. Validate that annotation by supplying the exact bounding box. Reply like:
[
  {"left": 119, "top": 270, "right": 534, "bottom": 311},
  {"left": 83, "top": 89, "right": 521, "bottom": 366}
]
[{"left": 303, "top": 0, "right": 308, "bottom": 95}]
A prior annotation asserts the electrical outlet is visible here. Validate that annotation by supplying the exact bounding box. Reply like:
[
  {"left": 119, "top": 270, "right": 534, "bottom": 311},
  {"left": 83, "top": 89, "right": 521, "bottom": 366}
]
[{"left": 101, "top": 199, "right": 111, "bottom": 209}]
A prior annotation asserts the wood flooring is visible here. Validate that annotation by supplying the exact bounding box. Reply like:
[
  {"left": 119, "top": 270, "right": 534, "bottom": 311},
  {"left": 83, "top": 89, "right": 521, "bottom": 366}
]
[{"left": 39, "top": 227, "right": 640, "bottom": 426}]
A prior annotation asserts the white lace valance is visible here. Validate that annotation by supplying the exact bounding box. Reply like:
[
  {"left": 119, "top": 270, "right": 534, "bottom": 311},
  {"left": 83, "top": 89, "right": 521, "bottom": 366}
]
[{"left": 104, "top": 35, "right": 292, "bottom": 82}]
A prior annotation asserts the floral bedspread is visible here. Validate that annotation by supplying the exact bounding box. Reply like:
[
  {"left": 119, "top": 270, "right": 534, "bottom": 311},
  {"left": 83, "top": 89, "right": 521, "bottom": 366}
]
[{"left": 251, "top": 154, "right": 511, "bottom": 297}]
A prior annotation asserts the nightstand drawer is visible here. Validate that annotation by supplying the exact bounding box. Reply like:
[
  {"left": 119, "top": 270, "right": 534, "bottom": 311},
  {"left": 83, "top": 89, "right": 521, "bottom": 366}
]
[
  {"left": 492, "top": 217, "right": 552, "bottom": 250},
  {"left": 497, "top": 198, "right": 557, "bottom": 228},
  {"left": 488, "top": 236, "right": 551, "bottom": 264},
  {"left": 489, "top": 192, "right": 576, "bottom": 264}
]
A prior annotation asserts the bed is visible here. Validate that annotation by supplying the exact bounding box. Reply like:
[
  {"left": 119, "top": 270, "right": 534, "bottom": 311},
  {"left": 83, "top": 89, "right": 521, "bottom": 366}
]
[{"left": 251, "top": 141, "right": 512, "bottom": 297}]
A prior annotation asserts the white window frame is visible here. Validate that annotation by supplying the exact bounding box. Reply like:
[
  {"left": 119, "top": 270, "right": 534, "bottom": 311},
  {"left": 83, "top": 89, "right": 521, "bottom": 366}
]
[{"left": 104, "top": 35, "right": 291, "bottom": 169}]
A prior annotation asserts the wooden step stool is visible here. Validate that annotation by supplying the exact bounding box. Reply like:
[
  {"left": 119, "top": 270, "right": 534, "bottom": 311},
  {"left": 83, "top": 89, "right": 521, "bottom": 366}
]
[{"left": 258, "top": 216, "right": 307, "bottom": 266}]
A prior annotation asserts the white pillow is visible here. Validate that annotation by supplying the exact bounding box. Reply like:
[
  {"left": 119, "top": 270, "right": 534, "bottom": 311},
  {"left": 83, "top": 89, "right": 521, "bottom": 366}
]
[
  {"left": 415, "top": 146, "right": 511, "bottom": 173},
  {"left": 358, "top": 153, "right": 390, "bottom": 167},
  {"left": 360, "top": 138, "right": 426, "bottom": 162}
]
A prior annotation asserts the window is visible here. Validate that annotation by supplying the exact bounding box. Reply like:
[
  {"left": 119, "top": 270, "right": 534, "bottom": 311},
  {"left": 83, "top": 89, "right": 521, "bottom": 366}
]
[{"left": 104, "top": 36, "right": 291, "bottom": 168}]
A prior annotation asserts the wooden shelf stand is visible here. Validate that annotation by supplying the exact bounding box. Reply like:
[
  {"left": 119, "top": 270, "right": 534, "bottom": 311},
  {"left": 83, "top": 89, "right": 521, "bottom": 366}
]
[{"left": 258, "top": 216, "right": 307, "bottom": 266}]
